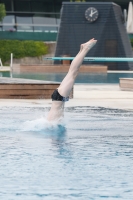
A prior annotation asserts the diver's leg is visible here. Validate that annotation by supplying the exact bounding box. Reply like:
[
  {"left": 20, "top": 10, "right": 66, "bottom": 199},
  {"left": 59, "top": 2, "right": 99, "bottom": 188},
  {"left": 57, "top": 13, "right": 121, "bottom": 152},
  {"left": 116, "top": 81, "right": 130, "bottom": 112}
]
[
  {"left": 58, "top": 38, "right": 97, "bottom": 97},
  {"left": 47, "top": 38, "right": 97, "bottom": 122},
  {"left": 47, "top": 101, "right": 64, "bottom": 121}
]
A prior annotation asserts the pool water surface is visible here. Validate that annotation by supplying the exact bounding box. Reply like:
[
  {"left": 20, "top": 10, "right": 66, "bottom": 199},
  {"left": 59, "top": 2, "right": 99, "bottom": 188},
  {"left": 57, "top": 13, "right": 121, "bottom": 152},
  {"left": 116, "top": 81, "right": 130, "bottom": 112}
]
[
  {"left": 13, "top": 72, "right": 133, "bottom": 84},
  {"left": 1, "top": 71, "right": 133, "bottom": 83},
  {"left": 0, "top": 106, "right": 133, "bottom": 200}
]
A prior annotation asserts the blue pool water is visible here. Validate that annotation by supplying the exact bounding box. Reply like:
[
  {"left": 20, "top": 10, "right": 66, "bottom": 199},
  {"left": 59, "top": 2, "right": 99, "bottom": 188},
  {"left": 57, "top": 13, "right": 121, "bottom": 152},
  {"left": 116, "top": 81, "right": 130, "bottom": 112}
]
[
  {"left": 0, "top": 72, "right": 10, "bottom": 78},
  {"left": 0, "top": 106, "right": 133, "bottom": 200},
  {"left": 1, "top": 71, "right": 133, "bottom": 83},
  {"left": 13, "top": 72, "right": 133, "bottom": 84}
]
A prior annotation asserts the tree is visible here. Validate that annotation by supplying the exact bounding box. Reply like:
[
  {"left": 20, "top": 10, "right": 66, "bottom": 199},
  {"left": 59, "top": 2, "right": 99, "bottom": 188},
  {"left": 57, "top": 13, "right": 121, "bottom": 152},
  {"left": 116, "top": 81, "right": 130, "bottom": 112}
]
[{"left": 0, "top": 4, "right": 6, "bottom": 22}]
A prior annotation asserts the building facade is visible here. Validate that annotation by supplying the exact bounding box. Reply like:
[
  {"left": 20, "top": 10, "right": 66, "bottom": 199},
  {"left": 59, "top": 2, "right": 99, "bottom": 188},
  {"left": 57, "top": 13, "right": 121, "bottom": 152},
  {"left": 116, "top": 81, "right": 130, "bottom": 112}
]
[{"left": 0, "top": 0, "right": 131, "bottom": 41}]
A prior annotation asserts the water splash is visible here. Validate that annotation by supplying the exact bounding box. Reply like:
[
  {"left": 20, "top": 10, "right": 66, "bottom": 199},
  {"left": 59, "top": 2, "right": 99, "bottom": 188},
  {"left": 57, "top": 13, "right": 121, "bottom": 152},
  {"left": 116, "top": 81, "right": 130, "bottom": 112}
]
[
  {"left": 21, "top": 116, "right": 66, "bottom": 133},
  {"left": 0, "top": 116, "right": 66, "bottom": 133}
]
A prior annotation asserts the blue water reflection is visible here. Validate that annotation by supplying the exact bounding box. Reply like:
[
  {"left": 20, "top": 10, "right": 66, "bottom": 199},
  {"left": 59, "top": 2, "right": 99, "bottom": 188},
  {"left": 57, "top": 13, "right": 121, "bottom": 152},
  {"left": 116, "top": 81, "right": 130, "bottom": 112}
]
[
  {"left": 1, "top": 71, "right": 133, "bottom": 83},
  {"left": 12, "top": 72, "right": 133, "bottom": 84}
]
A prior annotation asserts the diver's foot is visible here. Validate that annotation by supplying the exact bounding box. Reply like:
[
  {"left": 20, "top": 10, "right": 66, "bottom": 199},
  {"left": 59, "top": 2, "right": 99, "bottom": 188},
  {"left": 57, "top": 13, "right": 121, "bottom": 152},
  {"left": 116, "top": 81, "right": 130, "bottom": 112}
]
[{"left": 81, "top": 38, "right": 97, "bottom": 51}]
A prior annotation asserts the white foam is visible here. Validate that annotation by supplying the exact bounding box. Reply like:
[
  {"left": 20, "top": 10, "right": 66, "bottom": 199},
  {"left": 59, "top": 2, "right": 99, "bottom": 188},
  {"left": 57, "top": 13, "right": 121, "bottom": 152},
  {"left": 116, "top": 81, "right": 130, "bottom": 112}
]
[{"left": 21, "top": 116, "right": 65, "bottom": 132}]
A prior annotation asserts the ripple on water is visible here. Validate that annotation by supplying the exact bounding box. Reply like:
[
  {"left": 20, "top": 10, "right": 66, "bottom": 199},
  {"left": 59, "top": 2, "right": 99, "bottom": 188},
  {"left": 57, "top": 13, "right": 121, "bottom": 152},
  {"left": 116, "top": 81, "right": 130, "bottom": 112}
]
[{"left": 0, "top": 106, "right": 133, "bottom": 200}]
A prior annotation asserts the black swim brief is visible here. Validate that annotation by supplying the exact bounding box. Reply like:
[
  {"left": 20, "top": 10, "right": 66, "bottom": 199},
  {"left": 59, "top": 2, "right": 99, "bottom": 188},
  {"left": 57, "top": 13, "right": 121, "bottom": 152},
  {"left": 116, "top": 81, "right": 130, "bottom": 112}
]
[{"left": 51, "top": 89, "right": 69, "bottom": 102}]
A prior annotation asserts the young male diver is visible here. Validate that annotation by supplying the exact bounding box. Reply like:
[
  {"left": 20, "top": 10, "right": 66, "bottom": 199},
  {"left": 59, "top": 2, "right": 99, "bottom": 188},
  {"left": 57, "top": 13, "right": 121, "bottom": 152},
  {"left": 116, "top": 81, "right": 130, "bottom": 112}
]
[{"left": 47, "top": 38, "right": 97, "bottom": 121}]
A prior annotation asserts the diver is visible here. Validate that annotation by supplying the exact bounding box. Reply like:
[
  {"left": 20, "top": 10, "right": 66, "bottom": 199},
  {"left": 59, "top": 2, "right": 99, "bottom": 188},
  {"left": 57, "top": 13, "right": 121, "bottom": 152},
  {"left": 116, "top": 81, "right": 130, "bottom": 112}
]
[{"left": 47, "top": 38, "right": 97, "bottom": 121}]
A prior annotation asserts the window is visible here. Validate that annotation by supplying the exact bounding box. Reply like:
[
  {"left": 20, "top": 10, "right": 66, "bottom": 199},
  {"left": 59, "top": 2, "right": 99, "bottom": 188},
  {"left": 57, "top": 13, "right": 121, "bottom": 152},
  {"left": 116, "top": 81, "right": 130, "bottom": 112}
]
[
  {"left": 16, "top": 14, "right": 33, "bottom": 31},
  {"left": 33, "top": 14, "right": 57, "bottom": 32},
  {"left": 2, "top": 15, "right": 15, "bottom": 31}
]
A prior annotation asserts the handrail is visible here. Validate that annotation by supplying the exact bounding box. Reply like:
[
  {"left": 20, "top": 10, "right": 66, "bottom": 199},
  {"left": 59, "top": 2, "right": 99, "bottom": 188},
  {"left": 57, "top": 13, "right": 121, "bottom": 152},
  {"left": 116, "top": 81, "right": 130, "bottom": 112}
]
[
  {"left": 6, "top": 11, "right": 60, "bottom": 15},
  {"left": 0, "top": 23, "right": 59, "bottom": 27}
]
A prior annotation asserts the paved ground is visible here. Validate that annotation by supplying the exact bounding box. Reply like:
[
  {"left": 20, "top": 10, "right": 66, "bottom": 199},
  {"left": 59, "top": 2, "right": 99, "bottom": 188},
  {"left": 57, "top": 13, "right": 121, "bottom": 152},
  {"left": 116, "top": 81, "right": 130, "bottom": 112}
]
[
  {"left": 0, "top": 84, "right": 133, "bottom": 111},
  {"left": 0, "top": 67, "right": 10, "bottom": 72}
]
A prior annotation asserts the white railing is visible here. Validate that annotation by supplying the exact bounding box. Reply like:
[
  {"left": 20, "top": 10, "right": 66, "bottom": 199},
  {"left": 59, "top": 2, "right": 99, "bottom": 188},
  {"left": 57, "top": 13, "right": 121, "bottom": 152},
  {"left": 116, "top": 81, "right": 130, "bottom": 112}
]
[
  {"left": 0, "top": 59, "right": 3, "bottom": 68},
  {"left": 1, "top": 23, "right": 59, "bottom": 27}
]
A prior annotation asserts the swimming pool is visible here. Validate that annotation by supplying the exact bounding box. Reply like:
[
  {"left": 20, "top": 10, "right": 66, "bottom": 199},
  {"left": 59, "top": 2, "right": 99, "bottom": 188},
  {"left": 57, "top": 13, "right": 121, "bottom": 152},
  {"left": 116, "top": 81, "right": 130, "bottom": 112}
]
[
  {"left": 0, "top": 106, "right": 133, "bottom": 200},
  {"left": 12, "top": 72, "right": 133, "bottom": 84},
  {"left": 1, "top": 71, "right": 133, "bottom": 83},
  {"left": 0, "top": 72, "right": 10, "bottom": 78}
]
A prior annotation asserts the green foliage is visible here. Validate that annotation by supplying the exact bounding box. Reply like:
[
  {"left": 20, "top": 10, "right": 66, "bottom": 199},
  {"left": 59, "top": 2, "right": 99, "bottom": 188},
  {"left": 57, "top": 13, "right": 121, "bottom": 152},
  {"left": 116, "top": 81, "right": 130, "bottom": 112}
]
[
  {"left": 0, "top": 4, "right": 6, "bottom": 22},
  {"left": 0, "top": 40, "right": 48, "bottom": 63},
  {"left": 130, "top": 38, "right": 133, "bottom": 48}
]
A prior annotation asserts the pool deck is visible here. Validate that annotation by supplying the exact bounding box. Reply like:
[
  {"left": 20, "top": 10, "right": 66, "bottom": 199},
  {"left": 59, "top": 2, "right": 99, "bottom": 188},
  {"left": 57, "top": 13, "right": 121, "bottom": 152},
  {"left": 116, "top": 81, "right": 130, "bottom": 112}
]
[
  {"left": 0, "top": 77, "right": 62, "bottom": 99},
  {"left": 0, "top": 67, "right": 10, "bottom": 72},
  {"left": 0, "top": 84, "right": 133, "bottom": 111}
]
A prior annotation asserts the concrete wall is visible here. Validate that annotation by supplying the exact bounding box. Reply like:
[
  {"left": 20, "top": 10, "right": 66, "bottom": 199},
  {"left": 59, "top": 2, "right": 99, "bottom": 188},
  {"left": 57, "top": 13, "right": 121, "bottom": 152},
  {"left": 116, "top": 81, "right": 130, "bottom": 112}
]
[{"left": 55, "top": 2, "right": 133, "bottom": 70}]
